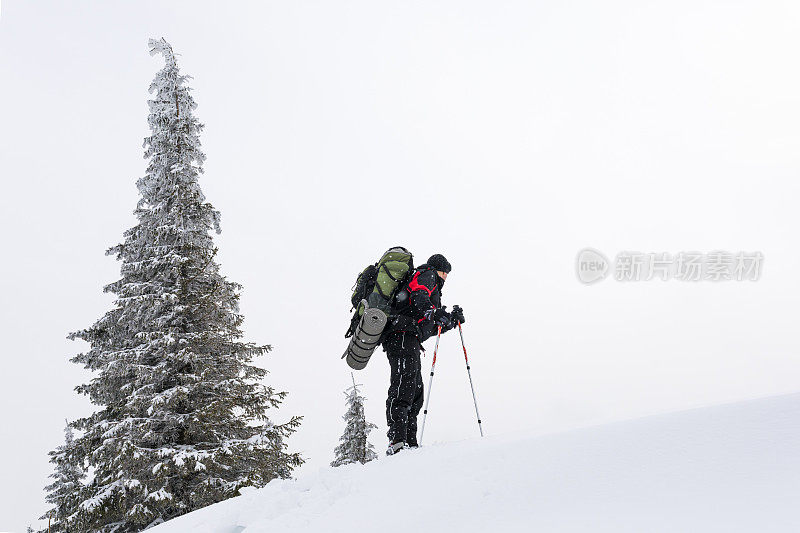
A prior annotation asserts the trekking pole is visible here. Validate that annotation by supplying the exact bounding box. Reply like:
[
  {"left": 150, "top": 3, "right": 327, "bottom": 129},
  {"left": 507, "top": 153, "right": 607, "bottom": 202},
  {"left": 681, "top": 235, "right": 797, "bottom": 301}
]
[
  {"left": 457, "top": 322, "right": 484, "bottom": 437},
  {"left": 419, "top": 325, "right": 442, "bottom": 445}
]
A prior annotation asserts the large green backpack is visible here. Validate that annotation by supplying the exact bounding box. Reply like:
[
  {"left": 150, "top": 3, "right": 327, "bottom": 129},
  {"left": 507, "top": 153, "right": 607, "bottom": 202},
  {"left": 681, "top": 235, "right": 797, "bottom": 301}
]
[{"left": 345, "top": 246, "right": 414, "bottom": 338}]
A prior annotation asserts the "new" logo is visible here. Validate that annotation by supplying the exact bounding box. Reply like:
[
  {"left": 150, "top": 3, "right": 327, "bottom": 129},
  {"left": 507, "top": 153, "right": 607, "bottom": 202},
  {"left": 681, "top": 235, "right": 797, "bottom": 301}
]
[{"left": 576, "top": 248, "right": 609, "bottom": 284}]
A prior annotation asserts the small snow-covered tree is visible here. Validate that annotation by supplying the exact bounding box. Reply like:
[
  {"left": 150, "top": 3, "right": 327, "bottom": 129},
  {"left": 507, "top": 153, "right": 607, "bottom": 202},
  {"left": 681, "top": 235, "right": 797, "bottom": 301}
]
[
  {"left": 64, "top": 38, "right": 302, "bottom": 532},
  {"left": 40, "top": 421, "right": 85, "bottom": 532},
  {"left": 331, "top": 375, "right": 378, "bottom": 467}
]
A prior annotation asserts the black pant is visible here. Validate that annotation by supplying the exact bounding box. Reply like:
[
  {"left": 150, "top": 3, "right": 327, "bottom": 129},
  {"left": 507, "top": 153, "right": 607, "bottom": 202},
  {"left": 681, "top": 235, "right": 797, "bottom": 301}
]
[{"left": 384, "top": 332, "right": 424, "bottom": 445}]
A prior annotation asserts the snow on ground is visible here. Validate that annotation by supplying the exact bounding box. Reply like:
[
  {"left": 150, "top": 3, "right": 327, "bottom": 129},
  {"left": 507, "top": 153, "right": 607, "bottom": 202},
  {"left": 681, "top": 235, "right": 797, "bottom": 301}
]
[{"left": 152, "top": 393, "right": 800, "bottom": 533}]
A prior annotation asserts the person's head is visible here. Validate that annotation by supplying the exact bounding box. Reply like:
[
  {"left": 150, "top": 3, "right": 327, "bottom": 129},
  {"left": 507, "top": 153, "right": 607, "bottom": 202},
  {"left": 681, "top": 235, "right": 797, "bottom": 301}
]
[{"left": 427, "top": 254, "right": 451, "bottom": 280}]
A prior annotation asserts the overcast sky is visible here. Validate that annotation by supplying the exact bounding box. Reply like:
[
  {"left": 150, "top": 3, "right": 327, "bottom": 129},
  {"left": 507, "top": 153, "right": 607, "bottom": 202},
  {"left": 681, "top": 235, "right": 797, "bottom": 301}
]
[{"left": 2, "top": 1, "right": 800, "bottom": 531}]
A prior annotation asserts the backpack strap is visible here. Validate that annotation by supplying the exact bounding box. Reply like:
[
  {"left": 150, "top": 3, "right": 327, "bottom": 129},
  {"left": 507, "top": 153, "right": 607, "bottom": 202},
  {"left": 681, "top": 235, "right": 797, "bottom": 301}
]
[{"left": 408, "top": 270, "right": 436, "bottom": 297}]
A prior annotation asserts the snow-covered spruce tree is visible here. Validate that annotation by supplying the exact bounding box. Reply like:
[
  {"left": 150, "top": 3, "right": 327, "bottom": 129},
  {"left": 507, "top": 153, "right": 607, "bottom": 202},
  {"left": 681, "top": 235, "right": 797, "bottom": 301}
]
[
  {"left": 66, "top": 38, "right": 302, "bottom": 532},
  {"left": 40, "top": 420, "right": 85, "bottom": 532},
  {"left": 331, "top": 375, "right": 378, "bottom": 467}
]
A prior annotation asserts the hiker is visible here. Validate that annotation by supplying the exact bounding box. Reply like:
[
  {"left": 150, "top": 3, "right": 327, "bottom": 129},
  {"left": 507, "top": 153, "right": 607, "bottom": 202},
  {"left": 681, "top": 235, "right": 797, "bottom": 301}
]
[{"left": 382, "top": 254, "right": 465, "bottom": 455}]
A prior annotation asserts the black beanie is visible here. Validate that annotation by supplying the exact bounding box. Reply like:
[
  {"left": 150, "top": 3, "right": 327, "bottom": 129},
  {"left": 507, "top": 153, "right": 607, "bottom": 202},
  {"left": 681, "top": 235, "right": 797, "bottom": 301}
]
[{"left": 427, "top": 254, "right": 451, "bottom": 273}]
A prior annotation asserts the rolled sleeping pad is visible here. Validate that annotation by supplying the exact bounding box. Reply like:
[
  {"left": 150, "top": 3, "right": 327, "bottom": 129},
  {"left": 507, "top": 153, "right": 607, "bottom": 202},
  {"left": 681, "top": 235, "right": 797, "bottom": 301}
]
[{"left": 343, "top": 307, "right": 388, "bottom": 370}]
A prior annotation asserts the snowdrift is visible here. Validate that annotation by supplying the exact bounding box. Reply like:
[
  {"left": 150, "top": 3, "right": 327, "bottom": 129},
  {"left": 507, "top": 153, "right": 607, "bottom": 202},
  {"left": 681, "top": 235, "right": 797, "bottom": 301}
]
[{"left": 151, "top": 393, "right": 800, "bottom": 532}]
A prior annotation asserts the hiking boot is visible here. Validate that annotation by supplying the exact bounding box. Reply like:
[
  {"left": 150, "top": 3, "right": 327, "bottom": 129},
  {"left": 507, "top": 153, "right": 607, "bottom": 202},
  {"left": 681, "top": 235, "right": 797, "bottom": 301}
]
[{"left": 386, "top": 441, "right": 405, "bottom": 456}]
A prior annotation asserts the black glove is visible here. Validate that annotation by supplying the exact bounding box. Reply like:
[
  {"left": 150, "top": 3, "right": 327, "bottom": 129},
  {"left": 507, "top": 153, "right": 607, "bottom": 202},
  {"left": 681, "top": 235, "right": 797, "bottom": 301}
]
[
  {"left": 426, "top": 307, "right": 451, "bottom": 327},
  {"left": 451, "top": 305, "right": 465, "bottom": 325}
]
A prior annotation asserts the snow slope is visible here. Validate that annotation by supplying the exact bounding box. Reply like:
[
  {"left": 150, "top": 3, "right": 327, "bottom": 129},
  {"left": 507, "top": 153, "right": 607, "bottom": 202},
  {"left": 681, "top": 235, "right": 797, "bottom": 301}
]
[{"left": 151, "top": 393, "right": 800, "bottom": 533}]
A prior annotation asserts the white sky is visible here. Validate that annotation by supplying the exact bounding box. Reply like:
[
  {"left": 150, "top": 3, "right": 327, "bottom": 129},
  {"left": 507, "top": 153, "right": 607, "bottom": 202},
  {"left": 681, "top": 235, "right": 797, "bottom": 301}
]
[{"left": 2, "top": 1, "right": 799, "bottom": 531}]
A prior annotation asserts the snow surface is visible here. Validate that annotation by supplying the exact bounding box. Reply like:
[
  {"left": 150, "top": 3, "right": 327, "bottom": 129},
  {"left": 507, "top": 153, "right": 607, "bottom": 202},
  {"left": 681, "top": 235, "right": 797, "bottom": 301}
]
[{"left": 151, "top": 393, "right": 800, "bottom": 532}]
